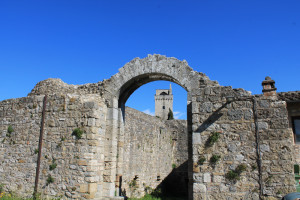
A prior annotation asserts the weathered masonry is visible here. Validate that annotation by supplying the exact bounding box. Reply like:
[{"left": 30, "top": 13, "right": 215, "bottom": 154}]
[{"left": 0, "top": 54, "right": 298, "bottom": 199}]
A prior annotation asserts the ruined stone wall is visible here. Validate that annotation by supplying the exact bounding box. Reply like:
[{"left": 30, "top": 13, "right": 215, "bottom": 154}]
[
  {"left": 0, "top": 94, "right": 107, "bottom": 199},
  {"left": 28, "top": 78, "right": 104, "bottom": 97},
  {"left": 0, "top": 93, "right": 188, "bottom": 199},
  {"left": 122, "top": 107, "right": 188, "bottom": 198},
  {"left": 0, "top": 54, "right": 298, "bottom": 200},
  {"left": 286, "top": 102, "right": 300, "bottom": 164},
  {"left": 191, "top": 86, "right": 295, "bottom": 200}
]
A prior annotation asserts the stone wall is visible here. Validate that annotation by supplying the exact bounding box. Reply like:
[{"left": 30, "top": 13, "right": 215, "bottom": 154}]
[
  {"left": 0, "top": 95, "right": 188, "bottom": 199},
  {"left": 286, "top": 102, "right": 300, "bottom": 165},
  {"left": 122, "top": 107, "right": 188, "bottom": 198},
  {"left": 191, "top": 86, "right": 295, "bottom": 199},
  {"left": 0, "top": 94, "right": 107, "bottom": 199},
  {"left": 0, "top": 54, "right": 298, "bottom": 200}
]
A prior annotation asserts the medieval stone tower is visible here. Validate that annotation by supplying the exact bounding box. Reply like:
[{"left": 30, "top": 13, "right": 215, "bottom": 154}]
[{"left": 155, "top": 84, "right": 173, "bottom": 120}]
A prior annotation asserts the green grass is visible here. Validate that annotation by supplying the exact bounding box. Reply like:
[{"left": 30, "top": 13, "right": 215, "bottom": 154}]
[
  {"left": 128, "top": 194, "right": 186, "bottom": 200},
  {"left": 128, "top": 194, "right": 161, "bottom": 200}
]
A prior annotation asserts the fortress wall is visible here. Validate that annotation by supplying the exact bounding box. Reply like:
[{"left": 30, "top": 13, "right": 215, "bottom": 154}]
[
  {"left": 0, "top": 94, "right": 107, "bottom": 199},
  {"left": 122, "top": 107, "right": 188, "bottom": 198},
  {"left": 286, "top": 102, "right": 300, "bottom": 164},
  {"left": 191, "top": 86, "right": 295, "bottom": 200}
]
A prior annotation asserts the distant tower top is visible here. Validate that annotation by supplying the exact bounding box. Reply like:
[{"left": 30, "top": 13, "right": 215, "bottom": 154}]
[{"left": 155, "top": 84, "right": 173, "bottom": 120}]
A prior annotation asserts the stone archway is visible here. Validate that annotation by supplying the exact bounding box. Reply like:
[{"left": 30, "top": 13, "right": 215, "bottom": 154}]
[{"left": 101, "top": 54, "right": 218, "bottom": 199}]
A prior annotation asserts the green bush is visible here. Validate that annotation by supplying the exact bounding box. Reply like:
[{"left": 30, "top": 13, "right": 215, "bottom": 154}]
[
  {"left": 167, "top": 109, "right": 174, "bottom": 120},
  {"left": 7, "top": 125, "right": 14, "bottom": 134},
  {"left": 46, "top": 175, "right": 54, "bottom": 185},
  {"left": 225, "top": 170, "right": 239, "bottom": 181},
  {"left": 34, "top": 149, "right": 39, "bottom": 154},
  {"left": 129, "top": 179, "right": 137, "bottom": 188},
  {"left": 210, "top": 155, "right": 221, "bottom": 164},
  {"left": 225, "top": 164, "right": 247, "bottom": 182},
  {"left": 0, "top": 183, "right": 4, "bottom": 193},
  {"left": 72, "top": 128, "right": 83, "bottom": 139},
  {"left": 197, "top": 156, "right": 206, "bottom": 165},
  {"left": 49, "top": 159, "right": 57, "bottom": 170},
  {"left": 206, "top": 132, "right": 220, "bottom": 147},
  {"left": 172, "top": 163, "right": 176, "bottom": 169},
  {"left": 49, "top": 163, "right": 57, "bottom": 171}
]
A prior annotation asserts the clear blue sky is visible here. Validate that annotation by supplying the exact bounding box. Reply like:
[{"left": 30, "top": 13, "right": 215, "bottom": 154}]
[{"left": 0, "top": 0, "right": 299, "bottom": 119}]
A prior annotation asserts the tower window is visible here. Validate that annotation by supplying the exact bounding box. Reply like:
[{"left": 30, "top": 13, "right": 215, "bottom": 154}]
[{"left": 162, "top": 106, "right": 165, "bottom": 109}]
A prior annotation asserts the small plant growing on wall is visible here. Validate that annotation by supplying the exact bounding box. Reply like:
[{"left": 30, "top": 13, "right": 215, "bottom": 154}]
[
  {"left": 205, "top": 131, "right": 220, "bottom": 147},
  {"left": 198, "top": 156, "right": 206, "bottom": 165},
  {"left": 225, "top": 164, "right": 247, "bottom": 182},
  {"left": 129, "top": 179, "right": 137, "bottom": 189},
  {"left": 0, "top": 183, "right": 5, "bottom": 193},
  {"left": 172, "top": 163, "right": 176, "bottom": 169},
  {"left": 7, "top": 125, "right": 14, "bottom": 134},
  {"left": 49, "top": 159, "right": 57, "bottom": 170},
  {"left": 72, "top": 128, "right": 83, "bottom": 139},
  {"left": 46, "top": 175, "right": 54, "bottom": 185},
  {"left": 7, "top": 125, "right": 14, "bottom": 137},
  {"left": 34, "top": 149, "right": 39, "bottom": 154},
  {"left": 210, "top": 154, "right": 221, "bottom": 165}
]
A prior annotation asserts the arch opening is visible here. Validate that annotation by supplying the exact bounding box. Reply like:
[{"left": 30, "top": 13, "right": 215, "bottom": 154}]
[
  {"left": 117, "top": 73, "right": 187, "bottom": 108},
  {"left": 116, "top": 78, "right": 190, "bottom": 200}
]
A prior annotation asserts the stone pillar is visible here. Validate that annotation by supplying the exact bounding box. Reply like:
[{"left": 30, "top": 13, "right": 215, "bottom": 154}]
[
  {"left": 103, "top": 98, "right": 119, "bottom": 197},
  {"left": 262, "top": 76, "right": 277, "bottom": 97},
  {"left": 116, "top": 106, "right": 125, "bottom": 196}
]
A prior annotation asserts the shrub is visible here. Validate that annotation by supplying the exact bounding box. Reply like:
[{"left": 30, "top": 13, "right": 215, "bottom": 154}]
[
  {"left": 210, "top": 155, "right": 221, "bottom": 165},
  {"left": 225, "top": 164, "right": 247, "bottom": 182},
  {"left": 0, "top": 183, "right": 4, "bottom": 193},
  {"left": 129, "top": 179, "right": 137, "bottom": 188},
  {"left": 172, "top": 163, "right": 176, "bottom": 169},
  {"left": 49, "top": 163, "right": 57, "bottom": 171},
  {"left": 206, "top": 132, "right": 220, "bottom": 147},
  {"left": 167, "top": 108, "right": 174, "bottom": 120},
  {"left": 225, "top": 170, "right": 239, "bottom": 181},
  {"left": 72, "top": 128, "right": 83, "bottom": 139},
  {"left": 198, "top": 156, "right": 206, "bottom": 165},
  {"left": 34, "top": 149, "right": 39, "bottom": 154},
  {"left": 46, "top": 175, "right": 54, "bottom": 185},
  {"left": 49, "top": 159, "right": 57, "bottom": 170},
  {"left": 7, "top": 125, "right": 14, "bottom": 134}
]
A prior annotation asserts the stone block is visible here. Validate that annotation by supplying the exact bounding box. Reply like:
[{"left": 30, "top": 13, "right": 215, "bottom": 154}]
[
  {"left": 80, "top": 184, "right": 88, "bottom": 193},
  {"left": 213, "top": 175, "right": 223, "bottom": 183},
  {"left": 193, "top": 173, "right": 203, "bottom": 182},
  {"left": 193, "top": 132, "right": 201, "bottom": 144},
  {"left": 200, "top": 102, "right": 213, "bottom": 113},
  {"left": 78, "top": 159, "right": 88, "bottom": 166},
  {"left": 203, "top": 173, "right": 211, "bottom": 183},
  {"left": 194, "top": 183, "right": 207, "bottom": 193},
  {"left": 257, "top": 122, "right": 268, "bottom": 130},
  {"left": 88, "top": 118, "right": 95, "bottom": 126},
  {"left": 193, "top": 163, "right": 200, "bottom": 173},
  {"left": 228, "top": 109, "right": 243, "bottom": 120},
  {"left": 88, "top": 183, "right": 98, "bottom": 194}
]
